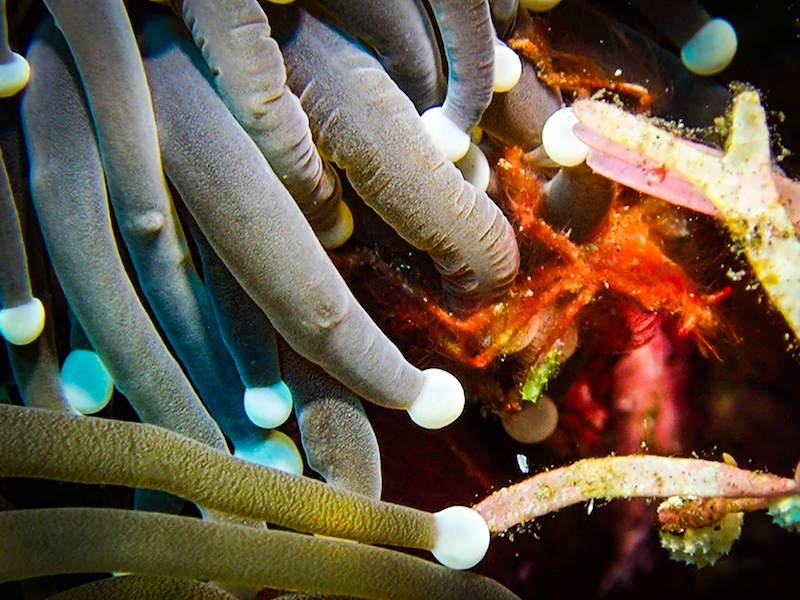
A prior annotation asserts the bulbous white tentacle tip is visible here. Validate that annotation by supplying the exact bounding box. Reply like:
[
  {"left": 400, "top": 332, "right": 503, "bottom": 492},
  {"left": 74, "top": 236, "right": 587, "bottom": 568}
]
[
  {"left": 0, "top": 52, "right": 30, "bottom": 98},
  {"left": 493, "top": 44, "right": 522, "bottom": 93},
  {"left": 420, "top": 106, "right": 471, "bottom": 162},
  {"left": 542, "top": 106, "right": 590, "bottom": 167},
  {"left": 244, "top": 381, "right": 294, "bottom": 429},
  {"left": 681, "top": 18, "right": 737, "bottom": 76},
  {"left": 61, "top": 349, "right": 115, "bottom": 415},
  {"left": 407, "top": 368, "right": 465, "bottom": 430},
  {"left": 432, "top": 506, "right": 490, "bottom": 570},
  {"left": 235, "top": 430, "right": 304, "bottom": 475},
  {"left": 455, "top": 143, "right": 490, "bottom": 192},
  {"left": 318, "top": 200, "right": 354, "bottom": 249},
  {"left": 0, "top": 297, "right": 45, "bottom": 346},
  {"left": 522, "top": 0, "right": 563, "bottom": 12}
]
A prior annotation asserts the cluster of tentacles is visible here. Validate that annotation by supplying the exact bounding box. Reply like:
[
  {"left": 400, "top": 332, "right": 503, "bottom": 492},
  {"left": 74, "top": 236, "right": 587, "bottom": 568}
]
[{"left": 1, "top": 0, "right": 800, "bottom": 598}]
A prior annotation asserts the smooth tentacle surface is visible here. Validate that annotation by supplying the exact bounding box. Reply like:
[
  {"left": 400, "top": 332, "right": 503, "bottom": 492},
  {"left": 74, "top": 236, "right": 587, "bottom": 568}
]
[
  {"left": 44, "top": 0, "right": 247, "bottom": 439},
  {"left": 22, "top": 17, "right": 225, "bottom": 448}
]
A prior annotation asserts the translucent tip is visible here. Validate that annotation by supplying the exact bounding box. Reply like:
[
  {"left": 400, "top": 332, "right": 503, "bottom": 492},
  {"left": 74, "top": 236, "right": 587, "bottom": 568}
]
[
  {"left": 542, "top": 107, "right": 589, "bottom": 167},
  {"left": 244, "top": 381, "right": 294, "bottom": 429},
  {"left": 317, "top": 200, "right": 354, "bottom": 249},
  {"left": 61, "top": 349, "right": 115, "bottom": 415},
  {"left": 407, "top": 368, "right": 465, "bottom": 429},
  {"left": 522, "top": 0, "right": 563, "bottom": 12},
  {"left": 420, "top": 106, "right": 471, "bottom": 162},
  {"left": 235, "top": 430, "right": 304, "bottom": 475},
  {"left": 0, "top": 297, "right": 45, "bottom": 345},
  {"left": 455, "top": 143, "right": 490, "bottom": 191},
  {"left": 431, "top": 506, "right": 490, "bottom": 569},
  {"left": 500, "top": 395, "right": 559, "bottom": 444},
  {"left": 493, "top": 43, "right": 522, "bottom": 93},
  {"left": 681, "top": 18, "right": 737, "bottom": 76},
  {"left": 0, "top": 52, "right": 31, "bottom": 98}
]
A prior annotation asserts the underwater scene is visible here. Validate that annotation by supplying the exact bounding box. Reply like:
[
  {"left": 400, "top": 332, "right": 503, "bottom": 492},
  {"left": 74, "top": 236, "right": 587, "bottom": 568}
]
[{"left": 1, "top": 0, "right": 799, "bottom": 598}]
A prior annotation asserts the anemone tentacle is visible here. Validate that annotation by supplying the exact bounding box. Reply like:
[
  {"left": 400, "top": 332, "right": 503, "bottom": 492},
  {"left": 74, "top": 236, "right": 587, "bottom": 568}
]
[
  {"left": 142, "top": 15, "right": 466, "bottom": 428},
  {"left": 173, "top": 0, "right": 349, "bottom": 247},
  {"left": 44, "top": 0, "right": 248, "bottom": 437},
  {"left": 277, "top": 8, "right": 520, "bottom": 311},
  {"left": 22, "top": 17, "right": 225, "bottom": 448},
  {"left": 306, "top": 0, "right": 445, "bottom": 112}
]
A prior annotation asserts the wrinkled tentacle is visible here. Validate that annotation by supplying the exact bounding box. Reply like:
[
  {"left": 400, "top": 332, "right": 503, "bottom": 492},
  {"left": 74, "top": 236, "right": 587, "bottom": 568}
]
[
  {"left": 278, "top": 8, "right": 520, "bottom": 310},
  {"left": 282, "top": 340, "right": 382, "bottom": 499},
  {"left": 429, "top": 0, "right": 495, "bottom": 132},
  {"left": 142, "top": 16, "right": 428, "bottom": 412},
  {"left": 21, "top": 19, "right": 224, "bottom": 448},
  {"left": 307, "top": 0, "right": 444, "bottom": 111},
  {"left": 174, "top": 0, "right": 348, "bottom": 246}
]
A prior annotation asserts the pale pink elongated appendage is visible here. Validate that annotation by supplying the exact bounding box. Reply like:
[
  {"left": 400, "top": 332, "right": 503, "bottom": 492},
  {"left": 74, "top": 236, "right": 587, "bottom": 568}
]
[
  {"left": 474, "top": 455, "right": 800, "bottom": 533},
  {"left": 775, "top": 172, "right": 800, "bottom": 231},
  {"left": 573, "top": 101, "right": 800, "bottom": 228},
  {"left": 572, "top": 94, "right": 800, "bottom": 339},
  {"left": 574, "top": 123, "right": 719, "bottom": 216}
]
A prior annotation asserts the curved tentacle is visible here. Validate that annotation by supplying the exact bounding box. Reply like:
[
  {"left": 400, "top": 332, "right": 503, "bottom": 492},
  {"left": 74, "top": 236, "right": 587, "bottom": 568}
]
[
  {"left": 430, "top": 0, "right": 495, "bottom": 132},
  {"left": 21, "top": 17, "right": 224, "bottom": 448},
  {"left": 43, "top": 0, "right": 245, "bottom": 425},
  {"left": 419, "top": 0, "right": 496, "bottom": 160},
  {"left": 306, "top": 0, "right": 445, "bottom": 112},
  {"left": 142, "top": 15, "right": 465, "bottom": 429},
  {"left": 281, "top": 339, "right": 382, "bottom": 499},
  {"left": 277, "top": 8, "right": 520, "bottom": 311},
  {"left": 173, "top": 0, "right": 350, "bottom": 248}
]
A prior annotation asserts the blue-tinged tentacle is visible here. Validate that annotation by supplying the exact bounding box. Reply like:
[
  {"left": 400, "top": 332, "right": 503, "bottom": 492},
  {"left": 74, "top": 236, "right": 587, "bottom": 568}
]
[
  {"left": 143, "top": 15, "right": 465, "bottom": 430},
  {"left": 42, "top": 0, "right": 245, "bottom": 428},
  {"left": 281, "top": 339, "right": 382, "bottom": 499},
  {"left": 21, "top": 18, "right": 225, "bottom": 448},
  {"left": 189, "top": 219, "right": 295, "bottom": 435}
]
